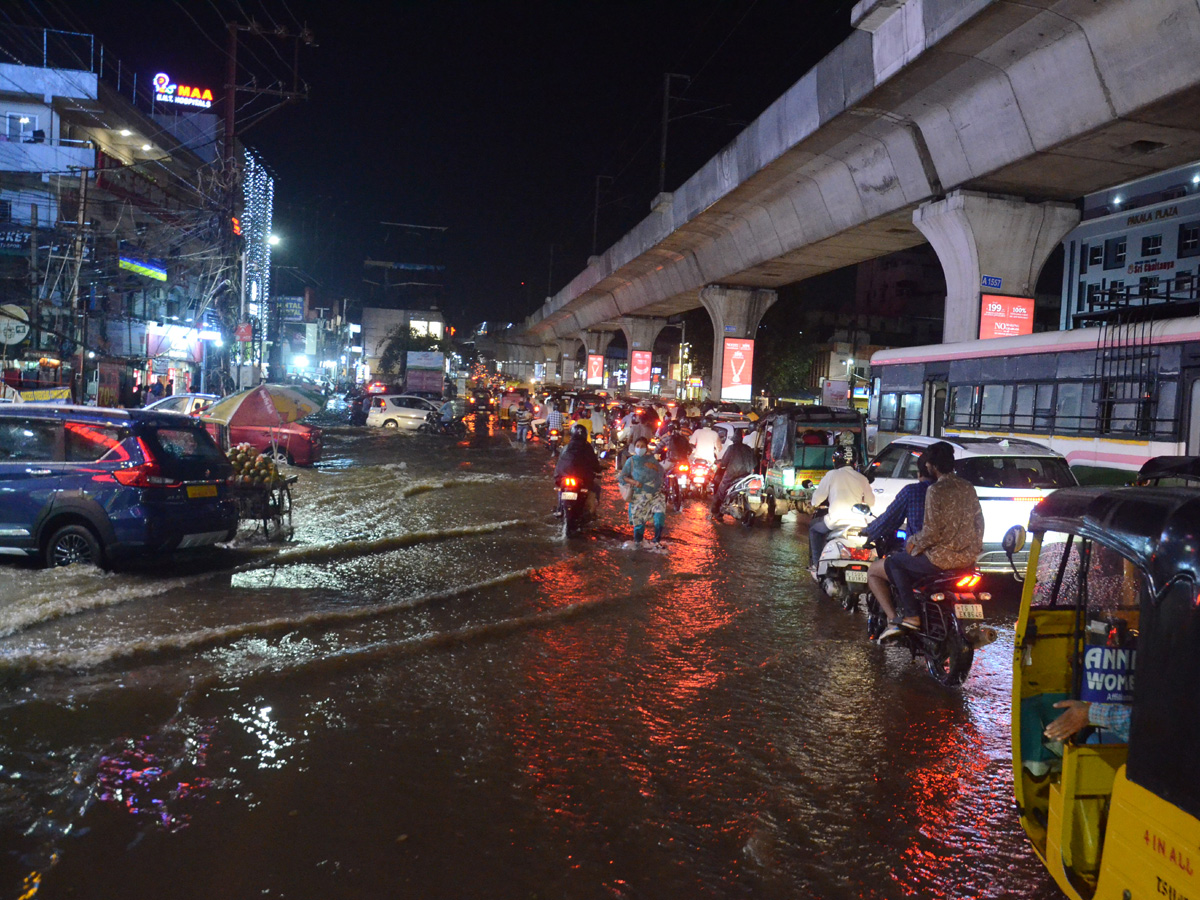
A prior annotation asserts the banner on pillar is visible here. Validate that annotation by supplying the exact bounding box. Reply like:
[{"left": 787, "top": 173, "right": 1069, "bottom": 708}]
[
  {"left": 630, "top": 350, "right": 652, "bottom": 392},
  {"left": 721, "top": 339, "right": 754, "bottom": 402},
  {"left": 586, "top": 354, "right": 604, "bottom": 386},
  {"left": 979, "top": 293, "right": 1035, "bottom": 340}
]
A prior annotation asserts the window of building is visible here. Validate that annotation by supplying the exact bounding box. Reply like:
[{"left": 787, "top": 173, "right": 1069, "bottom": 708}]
[
  {"left": 1178, "top": 221, "right": 1200, "bottom": 258},
  {"left": 1104, "top": 237, "right": 1127, "bottom": 270},
  {"left": 1086, "top": 282, "right": 1103, "bottom": 308},
  {"left": 5, "top": 113, "right": 38, "bottom": 141},
  {"left": 1139, "top": 275, "right": 1161, "bottom": 296},
  {"left": 1141, "top": 234, "right": 1163, "bottom": 257},
  {"left": 1088, "top": 244, "right": 1103, "bottom": 268}
]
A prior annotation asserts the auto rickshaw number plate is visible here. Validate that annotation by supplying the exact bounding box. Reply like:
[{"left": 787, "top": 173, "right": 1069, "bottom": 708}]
[{"left": 954, "top": 602, "right": 984, "bottom": 620}]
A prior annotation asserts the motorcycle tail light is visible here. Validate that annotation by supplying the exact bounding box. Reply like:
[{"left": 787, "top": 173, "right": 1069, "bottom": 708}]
[
  {"left": 679, "top": 464, "right": 689, "bottom": 472},
  {"left": 564, "top": 476, "right": 577, "bottom": 488},
  {"left": 846, "top": 547, "right": 872, "bottom": 561},
  {"left": 956, "top": 574, "right": 981, "bottom": 589},
  {"left": 931, "top": 592, "right": 946, "bottom": 602}
]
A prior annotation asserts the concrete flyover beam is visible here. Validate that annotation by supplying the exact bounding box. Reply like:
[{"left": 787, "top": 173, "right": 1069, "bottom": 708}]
[
  {"left": 913, "top": 190, "right": 1079, "bottom": 343},
  {"left": 698, "top": 285, "right": 777, "bottom": 402}
]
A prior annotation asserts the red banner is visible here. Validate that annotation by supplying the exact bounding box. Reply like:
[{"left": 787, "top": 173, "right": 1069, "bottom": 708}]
[
  {"left": 586, "top": 354, "right": 604, "bottom": 385},
  {"left": 630, "top": 350, "right": 652, "bottom": 392},
  {"left": 979, "top": 294, "right": 1035, "bottom": 339},
  {"left": 721, "top": 339, "right": 754, "bottom": 402},
  {"left": 235, "top": 322, "right": 253, "bottom": 343}
]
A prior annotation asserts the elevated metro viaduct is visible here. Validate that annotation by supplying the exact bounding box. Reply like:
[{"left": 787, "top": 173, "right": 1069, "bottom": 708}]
[{"left": 493, "top": 0, "right": 1200, "bottom": 394}]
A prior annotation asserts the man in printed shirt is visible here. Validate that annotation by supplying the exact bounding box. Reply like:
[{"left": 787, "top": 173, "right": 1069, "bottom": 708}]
[{"left": 880, "top": 441, "right": 984, "bottom": 641}]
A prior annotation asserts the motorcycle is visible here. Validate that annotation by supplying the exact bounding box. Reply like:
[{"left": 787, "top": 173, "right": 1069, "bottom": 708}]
[
  {"left": 547, "top": 426, "right": 568, "bottom": 459},
  {"left": 556, "top": 473, "right": 597, "bottom": 538},
  {"left": 662, "top": 457, "right": 692, "bottom": 512},
  {"left": 417, "top": 411, "right": 466, "bottom": 436},
  {"left": 717, "top": 472, "right": 771, "bottom": 526},
  {"left": 863, "top": 543, "right": 998, "bottom": 686},
  {"left": 815, "top": 507, "right": 875, "bottom": 611}
]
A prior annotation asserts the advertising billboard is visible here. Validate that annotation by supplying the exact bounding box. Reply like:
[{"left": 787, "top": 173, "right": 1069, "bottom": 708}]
[
  {"left": 630, "top": 350, "right": 652, "bottom": 392},
  {"left": 586, "top": 354, "right": 604, "bottom": 386},
  {"left": 721, "top": 339, "right": 754, "bottom": 402},
  {"left": 979, "top": 293, "right": 1035, "bottom": 340}
]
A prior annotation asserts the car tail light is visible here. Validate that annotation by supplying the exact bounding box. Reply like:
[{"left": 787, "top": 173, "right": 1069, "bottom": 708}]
[
  {"left": 956, "top": 574, "right": 981, "bottom": 589},
  {"left": 113, "top": 438, "right": 182, "bottom": 488}
]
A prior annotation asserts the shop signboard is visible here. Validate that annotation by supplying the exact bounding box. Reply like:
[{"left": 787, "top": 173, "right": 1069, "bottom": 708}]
[
  {"left": 586, "top": 354, "right": 604, "bottom": 386},
  {"left": 0, "top": 305, "right": 30, "bottom": 345},
  {"left": 720, "top": 339, "right": 754, "bottom": 402},
  {"left": 979, "top": 293, "right": 1035, "bottom": 339},
  {"left": 97, "top": 361, "right": 120, "bottom": 408},
  {"left": 630, "top": 350, "right": 652, "bottom": 392},
  {"left": 278, "top": 296, "right": 305, "bottom": 323}
]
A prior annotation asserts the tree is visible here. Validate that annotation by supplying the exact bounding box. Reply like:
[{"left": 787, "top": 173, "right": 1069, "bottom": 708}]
[
  {"left": 757, "top": 343, "right": 816, "bottom": 396},
  {"left": 377, "top": 325, "right": 451, "bottom": 378}
]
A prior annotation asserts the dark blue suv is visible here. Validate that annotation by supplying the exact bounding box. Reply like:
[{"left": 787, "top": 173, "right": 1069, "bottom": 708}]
[{"left": 0, "top": 405, "right": 237, "bottom": 568}]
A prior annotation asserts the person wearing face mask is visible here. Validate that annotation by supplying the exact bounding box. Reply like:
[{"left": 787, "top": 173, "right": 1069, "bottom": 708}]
[{"left": 617, "top": 436, "right": 667, "bottom": 548}]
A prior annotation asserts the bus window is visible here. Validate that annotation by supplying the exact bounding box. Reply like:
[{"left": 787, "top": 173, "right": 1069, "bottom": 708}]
[
  {"left": 879, "top": 393, "right": 899, "bottom": 431},
  {"left": 979, "top": 384, "right": 1013, "bottom": 429},
  {"left": 948, "top": 385, "right": 977, "bottom": 427},
  {"left": 1014, "top": 384, "right": 1035, "bottom": 429},
  {"left": 899, "top": 393, "right": 922, "bottom": 432},
  {"left": 1056, "top": 382, "right": 1084, "bottom": 432},
  {"left": 1126, "top": 579, "right": 1200, "bottom": 820}
]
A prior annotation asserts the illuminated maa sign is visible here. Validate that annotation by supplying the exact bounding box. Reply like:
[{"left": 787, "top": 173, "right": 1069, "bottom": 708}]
[{"left": 153, "top": 73, "right": 214, "bottom": 109}]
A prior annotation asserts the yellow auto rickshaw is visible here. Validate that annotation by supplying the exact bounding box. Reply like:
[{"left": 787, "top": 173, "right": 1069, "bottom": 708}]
[{"left": 1007, "top": 486, "right": 1200, "bottom": 900}]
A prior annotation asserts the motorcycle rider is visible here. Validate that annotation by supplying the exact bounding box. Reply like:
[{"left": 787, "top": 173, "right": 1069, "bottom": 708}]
[
  {"left": 438, "top": 398, "right": 456, "bottom": 428},
  {"left": 554, "top": 424, "right": 602, "bottom": 503},
  {"left": 807, "top": 446, "right": 873, "bottom": 577},
  {"left": 879, "top": 441, "right": 984, "bottom": 641},
  {"left": 689, "top": 416, "right": 722, "bottom": 466},
  {"left": 710, "top": 429, "right": 757, "bottom": 522},
  {"left": 863, "top": 455, "right": 932, "bottom": 623},
  {"left": 662, "top": 422, "right": 692, "bottom": 463}
]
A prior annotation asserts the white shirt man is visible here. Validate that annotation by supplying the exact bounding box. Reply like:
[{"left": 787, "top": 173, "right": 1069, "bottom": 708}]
[
  {"left": 690, "top": 424, "right": 723, "bottom": 464},
  {"left": 811, "top": 462, "right": 874, "bottom": 527}
]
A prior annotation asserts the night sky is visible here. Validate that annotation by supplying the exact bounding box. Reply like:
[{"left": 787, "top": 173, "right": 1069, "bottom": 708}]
[{"left": 15, "top": 1, "right": 855, "bottom": 327}]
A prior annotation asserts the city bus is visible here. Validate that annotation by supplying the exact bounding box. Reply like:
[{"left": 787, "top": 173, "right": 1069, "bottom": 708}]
[{"left": 867, "top": 314, "right": 1200, "bottom": 484}]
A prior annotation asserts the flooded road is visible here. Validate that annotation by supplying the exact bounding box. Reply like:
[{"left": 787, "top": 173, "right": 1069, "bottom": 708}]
[{"left": 0, "top": 418, "right": 1060, "bottom": 899}]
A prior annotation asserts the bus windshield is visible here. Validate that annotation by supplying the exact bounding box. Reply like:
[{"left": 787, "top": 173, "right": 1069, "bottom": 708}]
[{"left": 957, "top": 456, "right": 1075, "bottom": 489}]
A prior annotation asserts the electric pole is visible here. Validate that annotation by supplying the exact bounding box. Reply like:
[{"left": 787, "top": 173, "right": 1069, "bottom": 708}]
[
  {"left": 592, "top": 175, "right": 613, "bottom": 257},
  {"left": 658, "top": 73, "right": 690, "bottom": 196}
]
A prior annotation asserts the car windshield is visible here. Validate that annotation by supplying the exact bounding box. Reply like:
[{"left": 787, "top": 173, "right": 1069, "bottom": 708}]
[{"left": 956, "top": 455, "right": 1075, "bottom": 489}]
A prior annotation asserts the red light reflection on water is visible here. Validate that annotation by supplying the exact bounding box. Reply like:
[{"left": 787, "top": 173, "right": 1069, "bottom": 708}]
[{"left": 94, "top": 719, "right": 217, "bottom": 832}]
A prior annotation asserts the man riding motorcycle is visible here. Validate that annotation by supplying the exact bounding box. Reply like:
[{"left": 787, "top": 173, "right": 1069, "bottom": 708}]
[
  {"left": 879, "top": 441, "right": 984, "bottom": 641},
  {"left": 661, "top": 422, "right": 692, "bottom": 463},
  {"left": 554, "top": 424, "right": 601, "bottom": 494},
  {"left": 807, "top": 446, "right": 873, "bottom": 577},
  {"left": 689, "top": 417, "right": 722, "bottom": 466},
  {"left": 863, "top": 454, "right": 932, "bottom": 623},
  {"left": 710, "top": 429, "right": 757, "bottom": 522}
]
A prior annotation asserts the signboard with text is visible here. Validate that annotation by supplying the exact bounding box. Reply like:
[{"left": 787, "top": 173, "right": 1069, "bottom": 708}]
[
  {"left": 721, "top": 338, "right": 754, "bottom": 402},
  {"left": 979, "top": 293, "right": 1035, "bottom": 340},
  {"left": 630, "top": 350, "right": 652, "bottom": 392},
  {"left": 586, "top": 354, "right": 604, "bottom": 386}
]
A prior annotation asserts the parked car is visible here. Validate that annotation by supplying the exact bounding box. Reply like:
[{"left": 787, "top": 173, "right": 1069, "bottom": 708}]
[
  {"left": 366, "top": 394, "right": 442, "bottom": 429},
  {"left": 226, "top": 419, "right": 323, "bottom": 466},
  {"left": 0, "top": 405, "right": 238, "bottom": 568},
  {"left": 144, "top": 392, "right": 219, "bottom": 416},
  {"left": 866, "top": 435, "right": 1078, "bottom": 571}
]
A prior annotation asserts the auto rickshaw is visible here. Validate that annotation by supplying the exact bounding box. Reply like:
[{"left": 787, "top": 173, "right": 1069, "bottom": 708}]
[
  {"left": 1008, "top": 486, "right": 1200, "bottom": 900},
  {"left": 762, "top": 406, "right": 868, "bottom": 518}
]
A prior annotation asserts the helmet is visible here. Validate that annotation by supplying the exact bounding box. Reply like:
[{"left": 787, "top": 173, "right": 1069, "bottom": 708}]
[
  {"left": 572, "top": 424, "right": 588, "bottom": 439},
  {"left": 669, "top": 422, "right": 680, "bottom": 433},
  {"left": 833, "top": 445, "right": 853, "bottom": 466}
]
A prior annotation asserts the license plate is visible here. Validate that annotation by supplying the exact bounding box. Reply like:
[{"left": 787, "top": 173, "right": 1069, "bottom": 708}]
[
  {"left": 560, "top": 492, "right": 578, "bottom": 500},
  {"left": 187, "top": 484, "right": 217, "bottom": 499},
  {"left": 845, "top": 569, "right": 869, "bottom": 583},
  {"left": 954, "top": 602, "right": 984, "bottom": 620}
]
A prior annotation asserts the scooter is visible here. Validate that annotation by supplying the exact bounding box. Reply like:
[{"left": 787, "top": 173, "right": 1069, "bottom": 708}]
[
  {"left": 417, "top": 411, "right": 466, "bottom": 436},
  {"left": 687, "top": 457, "right": 715, "bottom": 498},
  {"left": 815, "top": 506, "right": 875, "bottom": 611},
  {"left": 555, "top": 473, "right": 597, "bottom": 538},
  {"left": 717, "top": 472, "right": 770, "bottom": 526},
  {"left": 547, "top": 426, "right": 567, "bottom": 459},
  {"left": 863, "top": 540, "right": 998, "bottom": 686}
]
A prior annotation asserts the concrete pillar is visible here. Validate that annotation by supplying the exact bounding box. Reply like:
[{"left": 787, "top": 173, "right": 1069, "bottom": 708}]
[
  {"left": 580, "top": 330, "right": 615, "bottom": 357},
  {"left": 541, "top": 344, "right": 558, "bottom": 383},
  {"left": 556, "top": 338, "right": 581, "bottom": 383},
  {"left": 616, "top": 316, "right": 668, "bottom": 395},
  {"left": 698, "top": 285, "right": 777, "bottom": 402},
  {"left": 913, "top": 190, "right": 1080, "bottom": 344}
]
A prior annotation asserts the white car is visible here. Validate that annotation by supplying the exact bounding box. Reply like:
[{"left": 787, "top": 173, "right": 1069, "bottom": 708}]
[
  {"left": 366, "top": 394, "right": 442, "bottom": 429},
  {"left": 712, "top": 420, "right": 756, "bottom": 450},
  {"left": 866, "top": 436, "right": 1077, "bottom": 572},
  {"left": 144, "top": 392, "right": 219, "bottom": 416}
]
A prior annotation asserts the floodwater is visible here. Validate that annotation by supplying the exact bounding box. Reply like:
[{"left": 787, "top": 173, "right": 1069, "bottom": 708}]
[{"left": 0, "top": 413, "right": 1060, "bottom": 899}]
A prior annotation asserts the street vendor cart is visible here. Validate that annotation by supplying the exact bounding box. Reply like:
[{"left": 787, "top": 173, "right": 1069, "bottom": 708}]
[{"left": 229, "top": 472, "right": 296, "bottom": 540}]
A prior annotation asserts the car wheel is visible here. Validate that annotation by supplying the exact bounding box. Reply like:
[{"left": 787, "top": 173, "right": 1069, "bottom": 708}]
[
  {"left": 45, "top": 524, "right": 103, "bottom": 568},
  {"left": 383, "top": 419, "right": 398, "bottom": 429}
]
